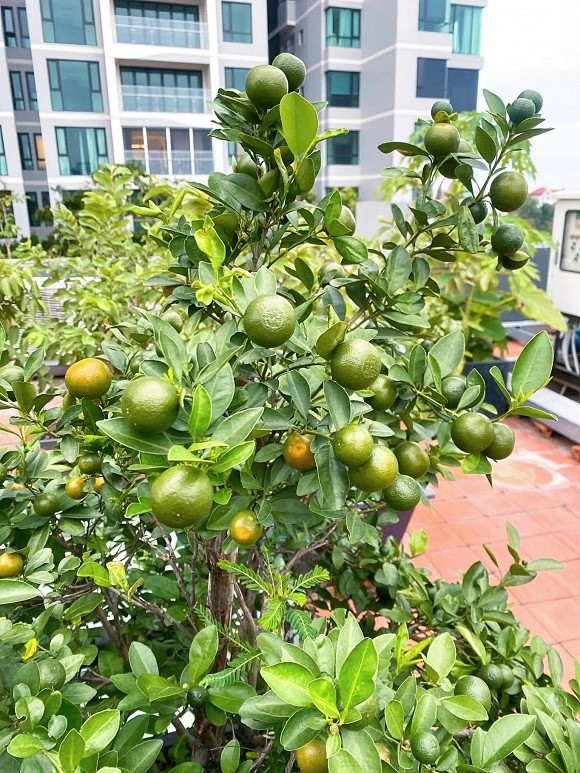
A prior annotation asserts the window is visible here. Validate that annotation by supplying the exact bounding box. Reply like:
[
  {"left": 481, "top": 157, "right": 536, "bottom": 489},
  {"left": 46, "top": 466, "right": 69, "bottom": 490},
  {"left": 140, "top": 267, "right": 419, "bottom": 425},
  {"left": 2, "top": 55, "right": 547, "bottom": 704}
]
[
  {"left": 122, "top": 126, "right": 213, "bottom": 175},
  {"left": 120, "top": 66, "right": 203, "bottom": 112},
  {"left": 26, "top": 73, "right": 38, "bottom": 111},
  {"left": 41, "top": 191, "right": 51, "bottom": 208},
  {"left": 10, "top": 72, "right": 26, "bottom": 111},
  {"left": 451, "top": 5, "right": 482, "bottom": 54},
  {"left": 56, "top": 127, "right": 108, "bottom": 175},
  {"left": 41, "top": 0, "right": 96, "bottom": 44},
  {"left": 18, "top": 133, "right": 34, "bottom": 171},
  {"left": 225, "top": 67, "right": 250, "bottom": 91},
  {"left": 416, "top": 57, "right": 447, "bottom": 98},
  {"left": 447, "top": 67, "right": 478, "bottom": 111},
  {"left": 35, "top": 135, "right": 46, "bottom": 170},
  {"left": 26, "top": 192, "right": 40, "bottom": 226},
  {"left": 326, "top": 8, "right": 361, "bottom": 48},
  {"left": 0, "top": 128, "right": 7, "bottom": 175},
  {"left": 48, "top": 60, "right": 103, "bottom": 112},
  {"left": 326, "top": 71, "right": 360, "bottom": 108},
  {"left": 114, "top": 1, "right": 202, "bottom": 47},
  {"left": 222, "top": 2, "right": 252, "bottom": 43},
  {"left": 418, "top": 0, "right": 450, "bottom": 32},
  {"left": 327, "top": 131, "right": 359, "bottom": 165},
  {"left": 1, "top": 7, "right": 16, "bottom": 46},
  {"left": 18, "top": 8, "right": 30, "bottom": 47}
]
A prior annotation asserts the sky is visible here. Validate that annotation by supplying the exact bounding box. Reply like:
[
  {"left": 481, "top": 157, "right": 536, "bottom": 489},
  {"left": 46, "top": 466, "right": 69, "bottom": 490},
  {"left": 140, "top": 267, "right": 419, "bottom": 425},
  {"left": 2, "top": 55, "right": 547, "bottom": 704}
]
[{"left": 480, "top": 0, "right": 580, "bottom": 191}]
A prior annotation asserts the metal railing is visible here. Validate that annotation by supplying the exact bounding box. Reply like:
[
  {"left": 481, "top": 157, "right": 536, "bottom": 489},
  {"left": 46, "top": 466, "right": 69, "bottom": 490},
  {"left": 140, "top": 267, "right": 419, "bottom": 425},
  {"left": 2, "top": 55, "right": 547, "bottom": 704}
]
[
  {"left": 115, "top": 16, "right": 208, "bottom": 48},
  {"left": 124, "top": 148, "right": 214, "bottom": 175},
  {"left": 121, "top": 85, "right": 209, "bottom": 114}
]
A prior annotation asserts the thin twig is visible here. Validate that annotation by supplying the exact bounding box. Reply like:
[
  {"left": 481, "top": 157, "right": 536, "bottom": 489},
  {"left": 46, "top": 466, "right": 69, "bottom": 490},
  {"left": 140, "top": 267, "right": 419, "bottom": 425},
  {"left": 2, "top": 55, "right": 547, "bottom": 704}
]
[
  {"left": 233, "top": 580, "right": 260, "bottom": 647},
  {"left": 282, "top": 522, "right": 339, "bottom": 574}
]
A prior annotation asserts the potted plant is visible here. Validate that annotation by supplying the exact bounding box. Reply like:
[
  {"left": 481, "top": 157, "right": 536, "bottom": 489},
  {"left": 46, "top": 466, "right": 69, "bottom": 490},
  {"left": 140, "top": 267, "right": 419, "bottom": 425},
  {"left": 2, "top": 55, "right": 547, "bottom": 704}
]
[{"left": 0, "top": 60, "right": 568, "bottom": 772}]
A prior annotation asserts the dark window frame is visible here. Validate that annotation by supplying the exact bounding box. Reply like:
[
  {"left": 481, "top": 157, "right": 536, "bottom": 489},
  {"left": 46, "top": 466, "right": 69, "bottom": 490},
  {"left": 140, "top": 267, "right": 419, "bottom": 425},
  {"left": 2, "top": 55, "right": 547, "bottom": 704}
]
[
  {"left": 55, "top": 126, "right": 108, "bottom": 176},
  {"left": 225, "top": 66, "right": 250, "bottom": 91},
  {"left": 326, "top": 7, "right": 361, "bottom": 48},
  {"left": 18, "top": 133, "right": 34, "bottom": 170},
  {"left": 34, "top": 134, "right": 46, "bottom": 170},
  {"left": 26, "top": 72, "right": 38, "bottom": 111},
  {"left": 326, "top": 70, "right": 360, "bottom": 108},
  {"left": 18, "top": 7, "right": 30, "bottom": 46},
  {"left": 48, "top": 59, "right": 103, "bottom": 112},
  {"left": 10, "top": 71, "right": 26, "bottom": 110},
  {"left": 222, "top": 1, "right": 252, "bottom": 44},
  {"left": 0, "top": 127, "right": 7, "bottom": 175},
  {"left": 327, "top": 131, "right": 360, "bottom": 165},
  {"left": 41, "top": 0, "right": 96, "bottom": 44},
  {"left": 1, "top": 6, "right": 17, "bottom": 46}
]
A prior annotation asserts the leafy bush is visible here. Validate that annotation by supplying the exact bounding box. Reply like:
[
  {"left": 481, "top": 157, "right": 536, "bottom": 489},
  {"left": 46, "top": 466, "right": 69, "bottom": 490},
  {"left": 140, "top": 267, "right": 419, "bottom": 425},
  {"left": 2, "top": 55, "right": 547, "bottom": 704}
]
[{"left": 0, "top": 65, "right": 574, "bottom": 773}]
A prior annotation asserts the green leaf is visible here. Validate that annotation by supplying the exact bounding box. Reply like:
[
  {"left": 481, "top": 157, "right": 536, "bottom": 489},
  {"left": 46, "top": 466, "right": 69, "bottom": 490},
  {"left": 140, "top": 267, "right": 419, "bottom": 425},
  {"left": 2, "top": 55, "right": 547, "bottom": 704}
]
[
  {"left": 129, "top": 642, "right": 158, "bottom": 676},
  {"left": 337, "top": 639, "right": 378, "bottom": 712},
  {"left": 261, "top": 663, "right": 314, "bottom": 707},
  {"left": 333, "top": 236, "right": 368, "bottom": 265},
  {"left": 212, "top": 407, "right": 264, "bottom": 448},
  {"left": 209, "top": 682, "right": 255, "bottom": 713},
  {"left": 120, "top": 739, "right": 163, "bottom": 773},
  {"left": 7, "top": 734, "right": 44, "bottom": 758},
  {"left": 145, "top": 313, "right": 186, "bottom": 384},
  {"left": 0, "top": 580, "right": 39, "bottom": 604},
  {"left": 308, "top": 678, "right": 339, "bottom": 718},
  {"left": 97, "top": 418, "right": 172, "bottom": 454},
  {"left": 341, "top": 729, "right": 382, "bottom": 771},
  {"left": 385, "top": 246, "right": 412, "bottom": 294},
  {"left": 511, "top": 331, "right": 554, "bottom": 399},
  {"left": 13, "top": 382, "right": 36, "bottom": 414},
  {"left": 483, "top": 88, "right": 506, "bottom": 118},
  {"left": 427, "top": 332, "right": 465, "bottom": 380},
  {"left": 280, "top": 92, "right": 319, "bottom": 157},
  {"left": 481, "top": 715, "right": 536, "bottom": 766},
  {"left": 136, "top": 674, "right": 184, "bottom": 702},
  {"left": 281, "top": 370, "right": 311, "bottom": 420},
  {"left": 378, "top": 141, "right": 429, "bottom": 157},
  {"left": 219, "top": 173, "right": 268, "bottom": 212},
  {"left": 220, "top": 739, "right": 240, "bottom": 773},
  {"left": 80, "top": 709, "right": 120, "bottom": 757},
  {"left": 315, "top": 443, "right": 349, "bottom": 511},
  {"left": 195, "top": 217, "right": 226, "bottom": 276},
  {"left": 475, "top": 125, "right": 497, "bottom": 164},
  {"left": 77, "top": 561, "right": 112, "bottom": 588},
  {"left": 189, "top": 625, "right": 218, "bottom": 684},
  {"left": 328, "top": 749, "right": 364, "bottom": 773},
  {"left": 526, "top": 558, "right": 564, "bottom": 572},
  {"left": 411, "top": 693, "right": 438, "bottom": 737},
  {"left": 280, "top": 707, "right": 326, "bottom": 751},
  {"left": 335, "top": 616, "right": 364, "bottom": 676},
  {"left": 189, "top": 385, "right": 212, "bottom": 439},
  {"left": 424, "top": 633, "right": 456, "bottom": 683},
  {"left": 323, "top": 381, "right": 352, "bottom": 430},
  {"left": 443, "top": 695, "right": 488, "bottom": 721},
  {"left": 212, "top": 441, "right": 255, "bottom": 473},
  {"left": 59, "top": 729, "right": 85, "bottom": 772},
  {"left": 384, "top": 700, "right": 404, "bottom": 740},
  {"left": 457, "top": 206, "right": 479, "bottom": 253}
]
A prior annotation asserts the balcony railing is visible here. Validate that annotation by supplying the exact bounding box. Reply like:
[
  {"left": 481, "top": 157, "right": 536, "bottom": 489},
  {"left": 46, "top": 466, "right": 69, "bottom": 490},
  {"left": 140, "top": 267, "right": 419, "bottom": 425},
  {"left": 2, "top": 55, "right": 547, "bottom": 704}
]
[
  {"left": 276, "top": 0, "right": 296, "bottom": 29},
  {"left": 125, "top": 149, "right": 214, "bottom": 176},
  {"left": 121, "top": 85, "right": 209, "bottom": 114},
  {"left": 115, "top": 16, "right": 208, "bottom": 48}
]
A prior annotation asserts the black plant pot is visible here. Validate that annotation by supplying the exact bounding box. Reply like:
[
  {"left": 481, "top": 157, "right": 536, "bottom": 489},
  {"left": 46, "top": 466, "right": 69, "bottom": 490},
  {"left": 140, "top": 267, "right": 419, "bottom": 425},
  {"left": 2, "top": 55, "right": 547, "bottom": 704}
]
[{"left": 463, "top": 359, "right": 514, "bottom": 417}]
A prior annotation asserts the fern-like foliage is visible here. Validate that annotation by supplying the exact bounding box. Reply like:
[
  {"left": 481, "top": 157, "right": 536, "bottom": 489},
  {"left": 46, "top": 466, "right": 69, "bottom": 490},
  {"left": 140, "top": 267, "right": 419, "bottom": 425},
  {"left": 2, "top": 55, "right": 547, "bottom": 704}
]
[
  {"left": 201, "top": 650, "right": 260, "bottom": 687},
  {"left": 287, "top": 609, "right": 317, "bottom": 641},
  {"left": 217, "top": 559, "right": 273, "bottom": 595},
  {"left": 194, "top": 603, "right": 254, "bottom": 653}
]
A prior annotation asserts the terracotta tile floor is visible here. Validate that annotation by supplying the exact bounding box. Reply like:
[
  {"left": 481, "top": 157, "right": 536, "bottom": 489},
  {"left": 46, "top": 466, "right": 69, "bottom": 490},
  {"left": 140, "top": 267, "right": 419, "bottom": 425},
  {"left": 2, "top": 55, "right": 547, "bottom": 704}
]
[{"left": 406, "top": 415, "right": 580, "bottom": 683}]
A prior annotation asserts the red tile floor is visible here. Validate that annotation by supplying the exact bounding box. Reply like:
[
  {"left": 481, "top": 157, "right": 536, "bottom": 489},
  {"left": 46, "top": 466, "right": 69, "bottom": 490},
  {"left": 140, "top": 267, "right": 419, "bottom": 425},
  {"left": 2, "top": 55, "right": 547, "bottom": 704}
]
[{"left": 406, "top": 415, "right": 580, "bottom": 682}]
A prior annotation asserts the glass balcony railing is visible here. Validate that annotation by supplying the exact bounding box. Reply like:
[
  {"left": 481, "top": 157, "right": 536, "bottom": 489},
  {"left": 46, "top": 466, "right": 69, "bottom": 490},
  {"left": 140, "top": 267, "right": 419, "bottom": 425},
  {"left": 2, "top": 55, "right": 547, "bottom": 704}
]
[
  {"left": 124, "top": 149, "right": 214, "bottom": 176},
  {"left": 121, "top": 85, "right": 209, "bottom": 113},
  {"left": 115, "top": 16, "right": 208, "bottom": 48}
]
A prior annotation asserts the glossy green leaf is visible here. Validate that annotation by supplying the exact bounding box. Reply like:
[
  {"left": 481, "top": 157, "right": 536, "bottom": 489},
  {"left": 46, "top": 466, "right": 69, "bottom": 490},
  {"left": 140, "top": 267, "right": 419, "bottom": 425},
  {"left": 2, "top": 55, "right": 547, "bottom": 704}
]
[
  {"left": 458, "top": 206, "right": 479, "bottom": 254},
  {"left": 323, "top": 381, "right": 352, "bottom": 430},
  {"left": 338, "top": 639, "right": 378, "bottom": 711},
  {"left": 209, "top": 682, "right": 255, "bottom": 714},
  {"left": 280, "top": 707, "right": 326, "bottom": 751},
  {"left": 261, "top": 662, "right": 314, "bottom": 707},
  {"left": 97, "top": 418, "right": 172, "bottom": 454},
  {"left": 315, "top": 442, "right": 349, "bottom": 511},
  {"left": 189, "top": 625, "right": 218, "bottom": 683},
  {"left": 120, "top": 739, "right": 163, "bottom": 773},
  {"left": 189, "top": 385, "right": 212, "bottom": 439},
  {"left": 443, "top": 695, "right": 488, "bottom": 721},
  {"left": 328, "top": 749, "right": 364, "bottom": 773},
  {"left": 281, "top": 370, "right": 310, "bottom": 420},
  {"left": 424, "top": 633, "right": 456, "bottom": 683},
  {"left": 129, "top": 642, "right": 158, "bottom": 676},
  {"left": 7, "top": 734, "right": 44, "bottom": 758},
  {"left": 384, "top": 700, "right": 404, "bottom": 740},
  {"left": 308, "top": 678, "right": 339, "bottom": 718},
  {"left": 220, "top": 739, "right": 240, "bottom": 773},
  {"left": 59, "top": 729, "right": 85, "bottom": 772},
  {"left": 212, "top": 407, "right": 264, "bottom": 448},
  {"left": 0, "top": 580, "right": 39, "bottom": 604},
  {"left": 80, "top": 709, "right": 120, "bottom": 757},
  {"left": 341, "top": 729, "right": 382, "bottom": 771},
  {"left": 511, "top": 331, "right": 554, "bottom": 399},
  {"left": 481, "top": 714, "right": 536, "bottom": 766},
  {"left": 280, "top": 92, "right": 319, "bottom": 157}
]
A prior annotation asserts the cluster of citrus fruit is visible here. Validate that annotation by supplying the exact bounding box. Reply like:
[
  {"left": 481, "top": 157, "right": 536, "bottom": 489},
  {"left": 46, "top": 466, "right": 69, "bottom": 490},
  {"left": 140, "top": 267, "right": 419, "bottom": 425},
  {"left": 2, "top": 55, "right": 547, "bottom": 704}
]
[{"left": 424, "top": 92, "right": 543, "bottom": 262}]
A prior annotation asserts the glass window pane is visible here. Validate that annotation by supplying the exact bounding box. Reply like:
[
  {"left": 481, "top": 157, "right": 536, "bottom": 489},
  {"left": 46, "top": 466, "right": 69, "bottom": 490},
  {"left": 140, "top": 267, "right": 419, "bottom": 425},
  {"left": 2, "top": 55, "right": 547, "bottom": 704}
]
[
  {"left": 10, "top": 72, "right": 26, "bottom": 110},
  {"left": 327, "top": 131, "right": 359, "bottom": 165},
  {"left": 0, "top": 127, "right": 7, "bottom": 175},
  {"left": 42, "top": 0, "right": 97, "bottom": 44},
  {"left": 146, "top": 128, "right": 168, "bottom": 174},
  {"left": 418, "top": 0, "right": 450, "bottom": 32},
  {"left": 18, "top": 8, "right": 30, "bottom": 47},
  {"left": 35, "top": 135, "right": 46, "bottom": 170},
  {"left": 48, "top": 60, "right": 103, "bottom": 112},
  {"left": 56, "top": 127, "right": 109, "bottom": 175},
  {"left": 447, "top": 67, "right": 478, "bottom": 111},
  {"left": 326, "top": 8, "right": 361, "bottom": 48},
  {"left": 123, "top": 127, "right": 146, "bottom": 169},
  {"left": 451, "top": 5, "right": 481, "bottom": 54},
  {"left": 41, "top": 191, "right": 51, "bottom": 208},
  {"left": 170, "top": 128, "right": 191, "bottom": 174},
  {"left": 193, "top": 129, "right": 213, "bottom": 173},
  {"left": 18, "top": 133, "right": 34, "bottom": 170},
  {"left": 26, "top": 192, "right": 40, "bottom": 226},
  {"left": 2, "top": 7, "right": 17, "bottom": 46},
  {"left": 114, "top": 0, "right": 201, "bottom": 47},
  {"left": 416, "top": 57, "right": 447, "bottom": 98},
  {"left": 26, "top": 73, "right": 38, "bottom": 111},
  {"left": 225, "top": 67, "right": 249, "bottom": 91},
  {"left": 222, "top": 2, "right": 252, "bottom": 43},
  {"left": 120, "top": 66, "right": 203, "bottom": 112},
  {"left": 326, "top": 71, "right": 360, "bottom": 108}
]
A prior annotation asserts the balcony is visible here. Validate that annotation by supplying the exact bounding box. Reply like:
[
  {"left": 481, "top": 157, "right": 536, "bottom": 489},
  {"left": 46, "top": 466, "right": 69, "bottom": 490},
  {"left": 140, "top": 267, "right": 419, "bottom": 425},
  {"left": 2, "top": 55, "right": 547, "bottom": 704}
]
[
  {"left": 115, "top": 16, "right": 208, "bottom": 48},
  {"left": 125, "top": 149, "right": 213, "bottom": 176},
  {"left": 277, "top": 1, "right": 296, "bottom": 29},
  {"left": 121, "top": 85, "right": 209, "bottom": 113}
]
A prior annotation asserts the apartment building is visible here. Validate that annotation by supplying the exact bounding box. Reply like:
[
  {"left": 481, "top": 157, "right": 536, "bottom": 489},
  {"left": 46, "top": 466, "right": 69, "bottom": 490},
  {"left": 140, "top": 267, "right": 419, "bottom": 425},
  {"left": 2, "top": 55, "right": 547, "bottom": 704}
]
[
  {"left": 269, "top": 0, "right": 487, "bottom": 207},
  {"left": 0, "top": 0, "right": 268, "bottom": 235}
]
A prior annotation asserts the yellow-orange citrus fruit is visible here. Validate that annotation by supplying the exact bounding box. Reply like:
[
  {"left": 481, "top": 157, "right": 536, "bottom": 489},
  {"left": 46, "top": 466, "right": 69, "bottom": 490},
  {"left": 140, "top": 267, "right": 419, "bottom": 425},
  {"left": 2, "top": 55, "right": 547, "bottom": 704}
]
[{"left": 282, "top": 432, "right": 316, "bottom": 471}]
